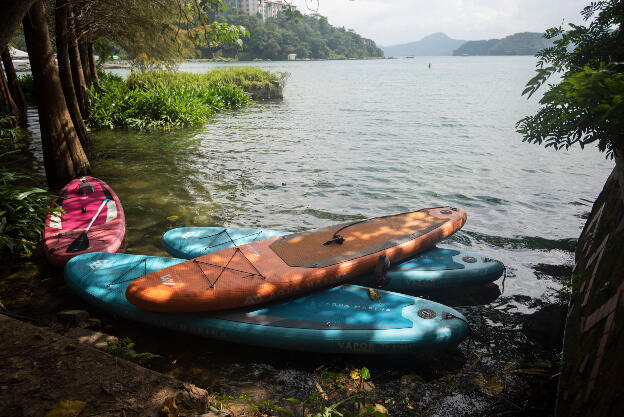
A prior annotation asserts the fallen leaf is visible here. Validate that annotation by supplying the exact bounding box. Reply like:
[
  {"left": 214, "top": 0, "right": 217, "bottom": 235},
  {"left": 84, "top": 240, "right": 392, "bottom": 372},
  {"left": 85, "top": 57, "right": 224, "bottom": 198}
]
[
  {"left": 374, "top": 403, "right": 388, "bottom": 414},
  {"left": 160, "top": 397, "right": 179, "bottom": 417},
  {"left": 368, "top": 288, "right": 381, "bottom": 301},
  {"left": 350, "top": 369, "right": 360, "bottom": 380},
  {"left": 167, "top": 215, "right": 179, "bottom": 221},
  {"left": 45, "top": 400, "right": 86, "bottom": 417},
  {"left": 472, "top": 374, "right": 504, "bottom": 396}
]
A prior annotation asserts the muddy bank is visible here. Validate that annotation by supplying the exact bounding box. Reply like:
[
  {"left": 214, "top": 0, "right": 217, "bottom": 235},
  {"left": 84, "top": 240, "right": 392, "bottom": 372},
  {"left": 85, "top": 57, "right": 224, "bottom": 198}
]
[
  {"left": 0, "top": 314, "right": 221, "bottom": 417},
  {"left": 557, "top": 153, "right": 624, "bottom": 417}
]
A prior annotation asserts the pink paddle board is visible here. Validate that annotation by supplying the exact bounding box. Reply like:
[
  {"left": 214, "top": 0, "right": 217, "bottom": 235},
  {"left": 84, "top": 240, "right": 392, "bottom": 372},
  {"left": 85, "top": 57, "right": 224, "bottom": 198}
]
[{"left": 43, "top": 176, "right": 125, "bottom": 266}]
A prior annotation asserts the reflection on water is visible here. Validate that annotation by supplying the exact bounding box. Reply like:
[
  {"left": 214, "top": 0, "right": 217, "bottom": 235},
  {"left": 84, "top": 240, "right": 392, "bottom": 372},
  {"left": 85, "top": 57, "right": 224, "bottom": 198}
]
[{"left": 28, "top": 58, "right": 614, "bottom": 414}]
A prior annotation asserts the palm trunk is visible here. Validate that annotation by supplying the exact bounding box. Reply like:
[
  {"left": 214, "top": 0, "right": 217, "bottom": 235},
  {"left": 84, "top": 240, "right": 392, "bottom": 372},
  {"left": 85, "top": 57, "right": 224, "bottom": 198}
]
[
  {"left": 23, "top": 0, "right": 90, "bottom": 189},
  {"left": 79, "top": 41, "right": 92, "bottom": 87},
  {"left": 88, "top": 42, "right": 98, "bottom": 84},
  {"left": 0, "top": 61, "right": 20, "bottom": 126},
  {"left": 68, "top": 9, "right": 88, "bottom": 119},
  {"left": 1, "top": 48, "right": 27, "bottom": 127},
  {"left": 55, "top": 0, "right": 90, "bottom": 146}
]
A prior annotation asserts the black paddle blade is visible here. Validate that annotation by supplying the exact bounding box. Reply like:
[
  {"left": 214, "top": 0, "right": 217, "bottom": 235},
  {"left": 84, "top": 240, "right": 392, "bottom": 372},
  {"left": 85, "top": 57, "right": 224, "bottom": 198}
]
[{"left": 66, "top": 231, "right": 90, "bottom": 253}]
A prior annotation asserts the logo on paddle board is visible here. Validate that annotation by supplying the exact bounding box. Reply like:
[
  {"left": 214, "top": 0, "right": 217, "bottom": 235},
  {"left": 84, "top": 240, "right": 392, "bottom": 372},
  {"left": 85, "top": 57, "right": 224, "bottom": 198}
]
[
  {"left": 159, "top": 274, "right": 178, "bottom": 286},
  {"left": 89, "top": 259, "right": 109, "bottom": 270}
]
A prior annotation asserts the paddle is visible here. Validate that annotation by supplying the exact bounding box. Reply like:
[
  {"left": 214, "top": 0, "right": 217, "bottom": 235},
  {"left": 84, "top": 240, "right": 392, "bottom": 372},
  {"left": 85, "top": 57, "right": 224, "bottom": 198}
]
[{"left": 67, "top": 198, "right": 109, "bottom": 253}]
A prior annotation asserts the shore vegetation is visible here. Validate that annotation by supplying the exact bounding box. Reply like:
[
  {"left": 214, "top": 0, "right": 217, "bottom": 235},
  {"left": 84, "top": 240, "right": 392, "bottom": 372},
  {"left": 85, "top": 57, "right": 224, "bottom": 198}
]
[
  {"left": 0, "top": 114, "right": 58, "bottom": 257},
  {"left": 87, "top": 70, "right": 257, "bottom": 130}
]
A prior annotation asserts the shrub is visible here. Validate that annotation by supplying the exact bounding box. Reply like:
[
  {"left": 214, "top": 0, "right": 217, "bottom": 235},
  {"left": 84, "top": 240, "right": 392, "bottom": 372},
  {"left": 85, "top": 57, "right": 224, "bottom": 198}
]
[
  {"left": 17, "top": 73, "right": 36, "bottom": 105},
  {"left": 0, "top": 172, "right": 59, "bottom": 256},
  {"left": 0, "top": 117, "right": 58, "bottom": 257}
]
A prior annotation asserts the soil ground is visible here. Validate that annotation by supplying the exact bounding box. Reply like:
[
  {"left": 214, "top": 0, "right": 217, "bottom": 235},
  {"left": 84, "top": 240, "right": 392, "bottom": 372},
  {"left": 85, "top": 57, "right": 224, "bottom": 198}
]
[{"left": 0, "top": 314, "right": 223, "bottom": 417}]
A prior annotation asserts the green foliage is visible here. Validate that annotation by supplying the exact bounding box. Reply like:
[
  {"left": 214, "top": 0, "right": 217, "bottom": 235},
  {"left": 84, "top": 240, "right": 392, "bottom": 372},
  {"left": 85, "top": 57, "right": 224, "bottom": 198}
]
[
  {"left": 0, "top": 114, "right": 26, "bottom": 157},
  {"left": 17, "top": 73, "right": 36, "bottom": 106},
  {"left": 1, "top": 116, "right": 58, "bottom": 257},
  {"left": 208, "top": 10, "right": 383, "bottom": 60},
  {"left": 517, "top": 0, "right": 624, "bottom": 158},
  {"left": 104, "top": 337, "right": 160, "bottom": 364},
  {"left": 88, "top": 70, "right": 256, "bottom": 130},
  {"left": 0, "top": 171, "right": 59, "bottom": 256}
]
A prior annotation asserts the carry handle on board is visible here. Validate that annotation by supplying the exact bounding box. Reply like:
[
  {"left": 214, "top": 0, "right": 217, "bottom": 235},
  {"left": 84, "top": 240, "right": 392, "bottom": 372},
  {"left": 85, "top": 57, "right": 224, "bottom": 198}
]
[{"left": 67, "top": 198, "right": 110, "bottom": 253}]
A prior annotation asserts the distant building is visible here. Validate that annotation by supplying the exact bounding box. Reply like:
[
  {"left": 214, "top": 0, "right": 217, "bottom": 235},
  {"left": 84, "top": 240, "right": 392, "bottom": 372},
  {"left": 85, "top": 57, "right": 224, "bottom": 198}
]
[
  {"left": 263, "top": 1, "right": 292, "bottom": 19},
  {"left": 227, "top": 0, "right": 295, "bottom": 20},
  {"left": 230, "top": 0, "right": 261, "bottom": 16},
  {"left": 287, "top": 53, "right": 296, "bottom": 61}
]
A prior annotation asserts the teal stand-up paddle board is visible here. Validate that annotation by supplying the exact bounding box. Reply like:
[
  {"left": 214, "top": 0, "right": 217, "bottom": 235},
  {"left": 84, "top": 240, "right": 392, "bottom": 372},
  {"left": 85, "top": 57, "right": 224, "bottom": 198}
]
[
  {"left": 65, "top": 252, "right": 469, "bottom": 354},
  {"left": 162, "top": 227, "right": 504, "bottom": 291}
]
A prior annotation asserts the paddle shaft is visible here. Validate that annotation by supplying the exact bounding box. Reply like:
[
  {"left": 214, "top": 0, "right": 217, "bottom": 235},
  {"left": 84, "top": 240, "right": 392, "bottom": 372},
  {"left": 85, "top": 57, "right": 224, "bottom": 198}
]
[{"left": 84, "top": 198, "right": 109, "bottom": 233}]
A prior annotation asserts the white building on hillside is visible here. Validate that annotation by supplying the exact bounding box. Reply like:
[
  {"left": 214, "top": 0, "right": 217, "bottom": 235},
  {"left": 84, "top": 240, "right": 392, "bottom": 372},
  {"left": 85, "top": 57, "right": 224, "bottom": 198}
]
[
  {"left": 234, "top": 0, "right": 262, "bottom": 16},
  {"left": 263, "top": 0, "right": 291, "bottom": 19},
  {"left": 227, "top": 0, "right": 295, "bottom": 20}
]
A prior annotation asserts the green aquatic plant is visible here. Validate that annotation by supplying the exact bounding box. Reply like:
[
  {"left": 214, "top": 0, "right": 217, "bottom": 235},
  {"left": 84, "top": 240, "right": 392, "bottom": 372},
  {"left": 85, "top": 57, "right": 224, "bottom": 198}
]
[{"left": 88, "top": 69, "right": 255, "bottom": 130}]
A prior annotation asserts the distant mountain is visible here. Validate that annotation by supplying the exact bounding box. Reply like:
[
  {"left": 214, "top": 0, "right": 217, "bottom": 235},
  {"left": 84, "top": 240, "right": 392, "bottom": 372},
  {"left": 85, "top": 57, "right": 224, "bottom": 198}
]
[
  {"left": 452, "top": 32, "right": 553, "bottom": 56},
  {"left": 382, "top": 33, "right": 466, "bottom": 56}
]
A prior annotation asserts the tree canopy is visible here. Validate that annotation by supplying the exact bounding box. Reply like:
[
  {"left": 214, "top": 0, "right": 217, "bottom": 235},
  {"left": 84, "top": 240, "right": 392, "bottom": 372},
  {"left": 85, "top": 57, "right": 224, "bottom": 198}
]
[
  {"left": 517, "top": 0, "right": 624, "bottom": 158},
  {"left": 208, "top": 10, "right": 383, "bottom": 60}
]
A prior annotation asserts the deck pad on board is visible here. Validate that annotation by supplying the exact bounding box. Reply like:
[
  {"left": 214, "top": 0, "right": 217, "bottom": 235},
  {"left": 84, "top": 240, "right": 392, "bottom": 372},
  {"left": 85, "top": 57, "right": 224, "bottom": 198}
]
[{"left": 269, "top": 211, "right": 448, "bottom": 268}]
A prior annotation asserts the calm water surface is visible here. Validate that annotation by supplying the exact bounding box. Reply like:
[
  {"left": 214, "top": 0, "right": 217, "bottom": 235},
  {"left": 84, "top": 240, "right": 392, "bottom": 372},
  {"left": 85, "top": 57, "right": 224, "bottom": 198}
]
[{"left": 31, "top": 57, "right": 614, "bottom": 414}]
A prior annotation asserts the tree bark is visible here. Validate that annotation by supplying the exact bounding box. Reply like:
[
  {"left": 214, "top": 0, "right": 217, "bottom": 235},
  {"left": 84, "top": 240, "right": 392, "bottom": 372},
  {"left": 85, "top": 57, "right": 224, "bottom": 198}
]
[
  {"left": 79, "top": 41, "right": 92, "bottom": 87},
  {"left": 55, "top": 0, "right": 90, "bottom": 146},
  {"left": 0, "top": 61, "right": 20, "bottom": 126},
  {"left": 1, "top": 48, "right": 28, "bottom": 126},
  {"left": 23, "top": 1, "right": 90, "bottom": 189},
  {"left": 68, "top": 9, "right": 88, "bottom": 119},
  {"left": 88, "top": 42, "right": 98, "bottom": 84},
  {"left": 0, "top": 0, "right": 38, "bottom": 52}
]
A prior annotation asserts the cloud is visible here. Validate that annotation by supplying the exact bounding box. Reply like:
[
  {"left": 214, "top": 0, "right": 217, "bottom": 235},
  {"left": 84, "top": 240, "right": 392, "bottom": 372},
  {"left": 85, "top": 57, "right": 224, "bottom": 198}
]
[{"left": 288, "top": 0, "right": 590, "bottom": 45}]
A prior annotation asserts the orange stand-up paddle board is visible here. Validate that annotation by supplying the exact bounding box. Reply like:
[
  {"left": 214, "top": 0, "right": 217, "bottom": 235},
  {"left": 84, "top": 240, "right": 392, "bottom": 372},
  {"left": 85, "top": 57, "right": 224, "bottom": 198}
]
[{"left": 126, "top": 207, "right": 467, "bottom": 312}]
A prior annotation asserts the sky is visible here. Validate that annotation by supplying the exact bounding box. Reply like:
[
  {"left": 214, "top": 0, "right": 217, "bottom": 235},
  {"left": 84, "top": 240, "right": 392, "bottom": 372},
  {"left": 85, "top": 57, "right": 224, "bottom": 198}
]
[{"left": 287, "top": 0, "right": 591, "bottom": 46}]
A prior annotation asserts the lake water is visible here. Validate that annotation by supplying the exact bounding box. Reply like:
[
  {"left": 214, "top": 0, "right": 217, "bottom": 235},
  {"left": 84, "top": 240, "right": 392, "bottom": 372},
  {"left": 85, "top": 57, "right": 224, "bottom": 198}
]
[{"left": 32, "top": 57, "right": 615, "bottom": 413}]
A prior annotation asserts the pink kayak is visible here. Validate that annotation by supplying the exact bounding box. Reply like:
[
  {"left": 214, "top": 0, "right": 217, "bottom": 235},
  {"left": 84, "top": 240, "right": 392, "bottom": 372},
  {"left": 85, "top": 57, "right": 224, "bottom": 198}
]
[{"left": 43, "top": 176, "right": 125, "bottom": 267}]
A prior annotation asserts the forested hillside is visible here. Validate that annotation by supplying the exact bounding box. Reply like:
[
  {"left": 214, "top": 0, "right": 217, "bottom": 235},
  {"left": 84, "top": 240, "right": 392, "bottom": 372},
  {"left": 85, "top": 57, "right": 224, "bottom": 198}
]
[
  {"left": 452, "top": 32, "right": 552, "bottom": 56},
  {"left": 207, "top": 11, "right": 384, "bottom": 60}
]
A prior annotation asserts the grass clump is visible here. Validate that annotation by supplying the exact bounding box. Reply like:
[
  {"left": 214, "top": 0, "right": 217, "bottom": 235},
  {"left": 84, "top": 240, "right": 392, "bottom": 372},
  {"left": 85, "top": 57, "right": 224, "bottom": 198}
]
[
  {"left": 126, "top": 67, "right": 287, "bottom": 91},
  {"left": 104, "top": 337, "right": 160, "bottom": 364},
  {"left": 88, "top": 67, "right": 284, "bottom": 130}
]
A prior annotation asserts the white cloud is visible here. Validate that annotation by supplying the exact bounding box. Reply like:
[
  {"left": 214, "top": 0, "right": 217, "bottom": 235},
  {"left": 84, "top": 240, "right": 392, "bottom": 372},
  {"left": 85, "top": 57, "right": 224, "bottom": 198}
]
[{"left": 287, "top": 0, "right": 590, "bottom": 45}]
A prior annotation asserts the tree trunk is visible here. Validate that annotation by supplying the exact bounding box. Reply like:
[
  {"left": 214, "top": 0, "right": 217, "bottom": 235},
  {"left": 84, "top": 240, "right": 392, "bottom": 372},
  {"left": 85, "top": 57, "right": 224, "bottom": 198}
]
[
  {"left": 1, "top": 48, "right": 28, "bottom": 127},
  {"left": 55, "top": 0, "right": 90, "bottom": 146},
  {"left": 79, "top": 41, "right": 92, "bottom": 87},
  {"left": 88, "top": 42, "right": 98, "bottom": 84},
  {"left": 23, "top": 1, "right": 90, "bottom": 190},
  {"left": 68, "top": 9, "right": 88, "bottom": 119},
  {"left": 0, "top": 0, "right": 38, "bottom": 52},
  {"left": 0, "top": 61, "right": 20, "bottom": 126}
]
